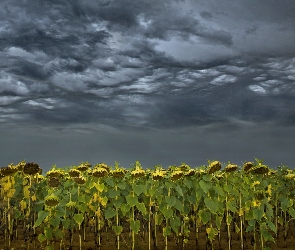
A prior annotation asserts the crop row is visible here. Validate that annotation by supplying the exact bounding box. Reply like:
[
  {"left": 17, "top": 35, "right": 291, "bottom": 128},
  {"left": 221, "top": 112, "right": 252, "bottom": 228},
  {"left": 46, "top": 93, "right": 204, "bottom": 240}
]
[{"left": 0, "top": 159, "right": 295, "bottom": 250}]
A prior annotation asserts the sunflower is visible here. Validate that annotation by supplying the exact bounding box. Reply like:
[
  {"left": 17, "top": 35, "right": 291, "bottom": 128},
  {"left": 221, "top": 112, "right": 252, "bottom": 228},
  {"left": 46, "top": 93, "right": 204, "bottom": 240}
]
[
  {"left": 92, "top": 167, "right": 108, "bottom": 178},
  {"left": 251, "top": 164, "right": 269, "bottom": 174},
  {"left": 184, "top": 169, "right": 195, "bottom": 177},
  {"left": 243, "top": 162, "right": 254, "bottom": 172},
  {"left": 170, "top": 170, "right": 184, "bottom": 181},
  {"left": 45, "top": 195, "right": 59, "bottom": 207},
  {"left": 48, "top": 177, "right": 60, "bottom": 188},
  {"left": 76, "top": 163, "right": 91, "bottom": 172},
  {"left": 23, "top": 162, "right": 41, "bottom": 175},
  {"left": 111, "top": 168, "right": 126, "bottom": 178},
  {"left": 46, "top": 169, "right": 64, "bottom": 178},
  {"left": 1, "top": 165, "right": 18, "bottom": 176},
  {"left": 225, "top": 163, "right": 238, "bottom": 173},
  {"left": 72, "top": 176, "right": 86, "bottom": 185},
  {"left": 207, "top": 161, "right": 221, "bottom": 174},
  {"left": 131, "top": 168, "right": 145, "bottom": 179},
  {"left": 68, "top": 169, "right": 80, "bottom": 177}
]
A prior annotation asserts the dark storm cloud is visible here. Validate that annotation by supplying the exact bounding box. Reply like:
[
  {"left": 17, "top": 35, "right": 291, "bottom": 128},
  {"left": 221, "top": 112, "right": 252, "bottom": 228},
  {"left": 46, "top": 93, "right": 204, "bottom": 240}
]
[{"left": 1, "top": 0, "right": 295, "bottom": 168}]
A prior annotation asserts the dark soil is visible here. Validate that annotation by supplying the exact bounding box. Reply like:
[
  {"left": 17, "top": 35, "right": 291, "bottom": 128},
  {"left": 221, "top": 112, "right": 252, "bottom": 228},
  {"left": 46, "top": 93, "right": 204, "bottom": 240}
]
[{"left": 1, "top": 222, "right": 295, "bottom": 250}]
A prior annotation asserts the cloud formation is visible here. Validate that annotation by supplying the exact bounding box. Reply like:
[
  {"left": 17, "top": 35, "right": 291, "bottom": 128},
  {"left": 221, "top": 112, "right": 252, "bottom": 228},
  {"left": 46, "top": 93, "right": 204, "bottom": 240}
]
[{"left": 1, "top": 0, "right": 295, "bottom": 169}]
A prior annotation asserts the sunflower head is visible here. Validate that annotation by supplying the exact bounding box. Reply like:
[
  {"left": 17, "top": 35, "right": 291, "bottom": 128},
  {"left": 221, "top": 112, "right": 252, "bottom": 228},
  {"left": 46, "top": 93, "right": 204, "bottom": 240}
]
[
  {"left": 179, "top": 163, "right": 190, "bottom": 172},
  {"left": 46, "top": 169, "right": 64, "bottom": 178},
  {"left": 111, "top": 168, "right": 126, "bottom": 178},
  {"left": 152, "top": 170, "right": 166, "bottom": 180},
  {"left": 170, "top": 170, "right": 184, "bottom": 181},
  {"left": 131, "top": 168, "right": 145, "bottom": 179},
  {"left": 68, "top": 169, "right": 80, "bottom": 177},
  {"left": 251, "top": 164, "right": 269, "bottom": 175},
  {"left": 92, "top": 167, "right": 108, "bottom": 178},
  {"left": 65, "top": 201, "right": 77, "bottom": 209},
  {"left": 94, "top": 163, "right": 110, "bottom": 173},
  {"left": 72, "top": 176, "right": 86, "bottom": 185},
  {"left": 184, "top": 169, "right": 195, "bottom": 177},
  {"left": 48, "top": 177, "right": 60, "bottom": 188},
  {"left": 44, "top": 195, "right": 59, "bottom": 207},
  {"left": 225, "top": 163, "right": 238, "bottom": 173},
  {"left": 243, "top": 162, "right": 254, "bottom": 172},
  {"left": 254, "top": 191, "right": 265, "bottom": 200},
  {"left": 285, "top": 173, "right": 295, "bottom": 180},
  {"left": 76, "top": 163, "right": 91, "bottom": 172},
  {"left": 207, "top": 161, "right": 222, "bottom": 174},
  {"left": 1, "top": 165, "right": 18, "bottom": 176},
  {"left": 23, "top": 162, "right": 41, "bottom": 175},
  {"left": 17, "top": 161, "right": 26, "bottom": 171}
]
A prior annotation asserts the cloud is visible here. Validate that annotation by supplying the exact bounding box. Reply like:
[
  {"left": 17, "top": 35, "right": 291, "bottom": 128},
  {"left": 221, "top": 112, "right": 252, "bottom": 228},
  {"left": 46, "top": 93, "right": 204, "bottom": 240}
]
[
  {"left": 0, "top": 0, "right": 294, "bottom": 130},
  {"left": 210, "top": 74, "right": 238, "bottom": 85}
]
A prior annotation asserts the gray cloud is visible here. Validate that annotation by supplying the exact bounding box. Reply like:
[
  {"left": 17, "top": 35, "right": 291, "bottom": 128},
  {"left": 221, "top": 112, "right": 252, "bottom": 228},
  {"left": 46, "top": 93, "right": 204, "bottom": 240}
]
[{"left": 1, "top": 0, "right": 295, "bottom": 168}]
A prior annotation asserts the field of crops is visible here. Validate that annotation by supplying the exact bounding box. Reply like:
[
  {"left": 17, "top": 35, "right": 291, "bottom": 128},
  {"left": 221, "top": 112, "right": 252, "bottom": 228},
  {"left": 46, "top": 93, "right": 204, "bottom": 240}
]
[{"left": 1, "top": 159, "right": 295, "bottom": 250}]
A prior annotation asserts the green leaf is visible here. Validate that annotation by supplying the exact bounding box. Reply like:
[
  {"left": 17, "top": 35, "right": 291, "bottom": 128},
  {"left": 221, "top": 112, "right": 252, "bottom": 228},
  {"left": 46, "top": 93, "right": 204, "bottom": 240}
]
[
  {"left": 267, "top": 220, "right": 276, "bottom": 233},
  {"left": 113, "top": 196, "right": 124, "bottom": 208},
  {"left": 214, "top": 185, "right": 225, "bottom": 197},
  {"left": 54, "top": 228, "right": 63, "bottom": 239},
  {"left": 174, "top": 199, "right": 184, "bottom": 212},
  {"left": 108, "top": 189, "right": 120, "bottom": 198},
  {"left": 49, "top": 217, "right": 60, "bottom": 228},
  {"left": 175, "top": 185, "right": 184, "bottom": 196},
  {"left": 224, "top": 183, "right": 232, "bottom": 193},
  {"left": 160, "top": 206, "right": 173, "bottom": 219},
  {"left": 163, "top": 226, "right": 171, "bottom": 237},
  {"left": 126, "top": 195, "right": 138, "bottom": 207},
  {"left": 280, "top": 197, "right": 292, "bottom": 211},
  {"left": 130, "top": 220, "right": 140, "bottom": 234},
  {"left": 288, "top": 207, "right": 295, "bottom": 218},
  {"left": 117, "top": 181, "right": 126, "bottom": 190},
  {"left": 136, "top": 202, "right": 147, "bottom": 215},
  {"left": 227, "top": 201, "right": 237, "bottom": 212},
  {"left": 202, "top": 175, "right": 212, "bottom": 182},
  {"left": 246, "top": 225, "right": 254, "bottom": 232},
  {"left": 95, "top": 183, "right": 105, "bottom": 192},
  {"left": 38, "top": 233, "right": 47, "bottom": 242},
  {"left": 105, "top": 177, "right": 114, "bottom": 187},
  {"left": 104, "top": 207, "right": 117, "bottom": 219},
  {"left": 170, "top": 216, "right": 181, "bottom": 233},
  {"left": 216, "top": 215, "right": 223, "bottom": 229},
  {"left": 62, "top": 218, "right": 72, "bottom": 229},
  {"left": 165, "top": 196, "right": 176, "bottom": 207},
  {"left": 112, "top": 226, "right": 123, "bottom": 235},
  {"left": 187, "top": 193, "right": 196, "bottom": 204},
  {"left": 133, "top": 184, "right": 146, "bottom": 196},
  {"left": 204, "top": 197, "right": 218, "bottom": 214},
  {"left": 199, "top": 180, "right": 211, "bottom": 193},
  {"left": 78, "top": 195, "right": 86, "bottom": 203},
  {"left": 44, "top": 227, "right": 53, "bottom": 239},
  {"left": 121, "top": 204, "right": 131, "bottom": 216},
  {"left": 261, "top": 229, "right": 275, "bottom": 242},
  {"left": 206, "top": 227, "right": 218, "bottom": 241},
  {"left": 199, "top": 209, "right": 211, "bottom": 224},
  {"left": 183, "top": 178, "right": 193, "bottom": 188},
  {"left": 74, "top": 214, "right": 84, "bottom": 226},
  {"left": 253, "top": 208, "right": 264, "bottom": 221},
  {"left": 14, "top": 209, "right": 22, "bottom": 219},
  {"left": 165, "top": 181, "right": 174, "bottom": 189},
  {"left": 34, "top": 211, "right": 50, "bottom": 228},
  {"left": 77, "top": 203, "right": 87, "bottom": 213}
]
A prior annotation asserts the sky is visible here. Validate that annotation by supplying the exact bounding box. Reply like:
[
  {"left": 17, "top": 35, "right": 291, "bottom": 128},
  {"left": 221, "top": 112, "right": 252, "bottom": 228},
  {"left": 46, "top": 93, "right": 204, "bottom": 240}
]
[{"left": 1, "top": 0, "right": 295, "bottom": 172}]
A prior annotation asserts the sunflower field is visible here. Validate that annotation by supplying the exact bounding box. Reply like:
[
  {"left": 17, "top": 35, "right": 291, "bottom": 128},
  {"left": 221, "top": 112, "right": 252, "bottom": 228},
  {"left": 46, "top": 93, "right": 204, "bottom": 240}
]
[{"left": 1, "top": 159, "right": 295, "bottom": 250}]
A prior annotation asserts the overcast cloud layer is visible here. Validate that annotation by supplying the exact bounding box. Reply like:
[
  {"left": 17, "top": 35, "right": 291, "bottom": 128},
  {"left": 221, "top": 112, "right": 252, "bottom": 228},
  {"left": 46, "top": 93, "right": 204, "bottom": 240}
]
[{"left": 1, "top": 0, "right": 295, "bottom": 170}]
